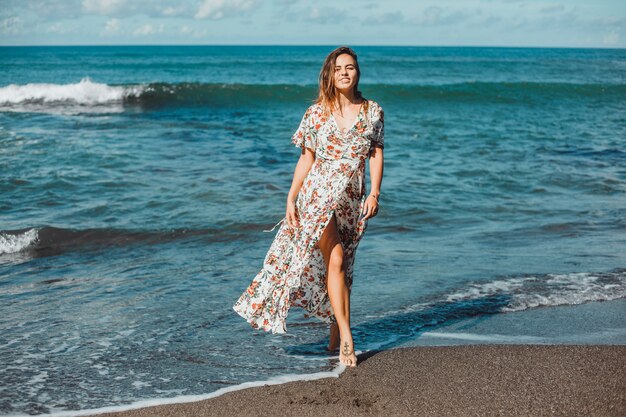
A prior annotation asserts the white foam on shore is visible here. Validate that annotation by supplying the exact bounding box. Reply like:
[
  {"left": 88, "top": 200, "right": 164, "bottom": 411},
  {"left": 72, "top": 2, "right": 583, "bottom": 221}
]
[
  {"left": 0, "top": 228, "right": 39, "bottom": 254},
  {"left": 421, "top": 332, "right": 549, "bottom": 343},
  {"left": 2, "top": 363, "right": 346, "bottom": 417},
  {"left": 376, "top": 271, "right": 626, "bottom": 320},
  {"left": 421, "top": 327, "right": 626, "bottom": 344},
  {"left": 444, "top": 271, "right": 626, "bottom": 312}
]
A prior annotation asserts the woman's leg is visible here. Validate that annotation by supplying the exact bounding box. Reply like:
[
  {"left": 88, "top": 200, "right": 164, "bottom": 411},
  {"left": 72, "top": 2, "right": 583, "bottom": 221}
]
[
  {"left": 328, "top": 322, "right": 339, "bottom": 351},
  {"left": 318, "top": 212, "right": 357, "bottom": 367}
]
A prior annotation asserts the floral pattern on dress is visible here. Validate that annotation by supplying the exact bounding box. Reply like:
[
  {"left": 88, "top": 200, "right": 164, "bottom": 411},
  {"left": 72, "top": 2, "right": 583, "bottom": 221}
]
[{"left": 233, "top": 99, "right": 385, "bottom": 334}]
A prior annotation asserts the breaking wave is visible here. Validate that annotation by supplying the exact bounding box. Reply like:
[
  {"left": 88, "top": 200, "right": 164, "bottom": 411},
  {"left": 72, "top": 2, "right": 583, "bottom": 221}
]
[{"left": 1, "top": 78, "right": 623, "bottom": 114}]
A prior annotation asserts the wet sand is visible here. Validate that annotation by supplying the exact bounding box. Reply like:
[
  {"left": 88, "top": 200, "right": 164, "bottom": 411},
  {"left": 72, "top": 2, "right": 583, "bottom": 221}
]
[{"left": 89, "top": 344, "right": 625, "bottom": 417}]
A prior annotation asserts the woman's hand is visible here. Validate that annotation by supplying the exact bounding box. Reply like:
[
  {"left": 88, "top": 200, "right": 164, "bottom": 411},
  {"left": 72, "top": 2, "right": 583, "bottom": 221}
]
[
  {"left": 286, "top": 199, "right": 301, "bottom": 229},
  {"left": 361, "top": 194, "right": 379, "bottom": 221}
]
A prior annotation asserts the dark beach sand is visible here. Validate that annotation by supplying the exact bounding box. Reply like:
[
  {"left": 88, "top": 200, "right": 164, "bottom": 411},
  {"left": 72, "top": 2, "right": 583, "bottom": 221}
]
[{"left": 90, "top": 344, "right": 625, "bottom": 417}]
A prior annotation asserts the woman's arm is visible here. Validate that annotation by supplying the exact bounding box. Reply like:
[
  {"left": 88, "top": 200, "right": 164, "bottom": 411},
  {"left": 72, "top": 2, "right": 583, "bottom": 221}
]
[
  {"left": 286, "top": 148, "right": 315, "bottom": 227},
  {"left": 362, "top": 145, "right": 384, "bottom": 220},
  {"left": 368, "top": 145, "right": 384, "bottom": 198},
  {"left": 287, "top": 147, "right": 315, "bottom": 202}
]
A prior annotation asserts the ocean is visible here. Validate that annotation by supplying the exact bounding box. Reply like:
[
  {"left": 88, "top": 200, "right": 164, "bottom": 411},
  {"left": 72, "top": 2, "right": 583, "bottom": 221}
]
[{"left": 1, "top": 45, "right": 625, "bottom": 416}]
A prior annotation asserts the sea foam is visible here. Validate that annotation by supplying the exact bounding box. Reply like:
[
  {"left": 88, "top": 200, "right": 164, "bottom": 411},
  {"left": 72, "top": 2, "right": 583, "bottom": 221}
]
[
  {"left": 0, "top": 229, "right": 39, "bottom": 254},
  {"left": 443, "top": 271, "right": 626, "bottom": 312},
  {"left": 0, "top": 77, "right": 145, "bottom": 114},
  {"left": 0, "top": 77, "right": 142, "bottom": 105},
  {"left": 2, "top": 363, "right": 345, "bottom": 417},
  {"left": 368, "top": 270, "right": 626, "bottom": 320}
]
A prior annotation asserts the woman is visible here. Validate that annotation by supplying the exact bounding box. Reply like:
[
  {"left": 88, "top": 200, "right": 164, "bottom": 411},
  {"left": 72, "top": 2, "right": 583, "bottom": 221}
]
[{"left": 233, "top": 46, "right": 384, "bottom": 367}]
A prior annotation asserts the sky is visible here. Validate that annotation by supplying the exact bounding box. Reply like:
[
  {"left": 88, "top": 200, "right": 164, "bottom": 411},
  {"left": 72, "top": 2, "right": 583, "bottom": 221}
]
[{"left": 0, "top": 0, "right": 624, "bottom": 48}]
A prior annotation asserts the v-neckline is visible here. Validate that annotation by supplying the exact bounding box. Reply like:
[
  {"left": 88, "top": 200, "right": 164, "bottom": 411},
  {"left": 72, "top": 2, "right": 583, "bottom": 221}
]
[{"left": 331, "top": 101, "right": 364, "bottom": 138}]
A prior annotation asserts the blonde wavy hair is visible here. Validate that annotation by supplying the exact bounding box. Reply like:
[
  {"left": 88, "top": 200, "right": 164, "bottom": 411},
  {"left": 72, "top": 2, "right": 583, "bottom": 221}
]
[{"left": 315, "top": 46, "right": 369, "bottom": 118}]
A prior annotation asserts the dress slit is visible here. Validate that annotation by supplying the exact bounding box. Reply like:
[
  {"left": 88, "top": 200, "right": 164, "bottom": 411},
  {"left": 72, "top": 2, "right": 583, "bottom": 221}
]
[
  {"left": 291, "top": 205, "right": 339, "bottom": 322},
  {"left": 234, "top": 182, "right": 348, "bottom": 333}
]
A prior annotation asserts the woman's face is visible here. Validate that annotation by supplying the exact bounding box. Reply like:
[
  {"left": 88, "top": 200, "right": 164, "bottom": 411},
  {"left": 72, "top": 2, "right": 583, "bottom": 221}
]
[{"left": 333, "top": 53, "right": 359, "bottom": 92}]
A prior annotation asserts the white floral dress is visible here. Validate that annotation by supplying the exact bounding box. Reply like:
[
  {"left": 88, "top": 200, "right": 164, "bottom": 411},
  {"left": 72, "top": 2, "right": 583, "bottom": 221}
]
[{"left": 233, "top": 99, "right": 384, "bottom": 334}]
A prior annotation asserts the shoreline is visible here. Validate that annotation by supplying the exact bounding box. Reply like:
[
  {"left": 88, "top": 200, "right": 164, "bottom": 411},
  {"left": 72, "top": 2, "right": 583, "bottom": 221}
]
[{"left": 81, "top": 344, "right": 625, "bottom": 417}]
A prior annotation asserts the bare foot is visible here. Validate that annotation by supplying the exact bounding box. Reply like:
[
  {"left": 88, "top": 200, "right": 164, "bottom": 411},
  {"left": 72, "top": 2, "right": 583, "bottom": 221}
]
[
  {"left": 328, "top": 322, "right": 339, "bottom": 351},
  {"left": 339, "top": 339, "right": 357, "bottom": 367}
]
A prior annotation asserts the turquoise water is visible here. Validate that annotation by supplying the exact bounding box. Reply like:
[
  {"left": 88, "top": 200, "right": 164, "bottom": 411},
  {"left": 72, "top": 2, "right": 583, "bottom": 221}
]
[{"left": 1, "top": 46, "right": 625, "bottom": 415}]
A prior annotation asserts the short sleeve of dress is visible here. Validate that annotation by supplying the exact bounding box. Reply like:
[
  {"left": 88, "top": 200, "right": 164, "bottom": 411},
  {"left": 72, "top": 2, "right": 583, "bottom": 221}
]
[
  {"left": 291, "top": 105, "right": 317, "bottom": 152},
  {"left": 371, "top": 104, "right": 384, "bottom": 149}
]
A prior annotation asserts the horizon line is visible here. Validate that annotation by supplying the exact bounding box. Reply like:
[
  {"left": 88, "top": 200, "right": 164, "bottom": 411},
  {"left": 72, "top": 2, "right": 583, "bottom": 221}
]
[{"left": 1, "top": 43, "right": 624, "bottom": 50}]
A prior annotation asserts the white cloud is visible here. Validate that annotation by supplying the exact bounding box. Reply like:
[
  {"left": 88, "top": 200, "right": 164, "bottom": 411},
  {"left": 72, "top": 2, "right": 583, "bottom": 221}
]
[
  {"left": 603, "top": 29, "right": 620, "bottom": 45},
  {"left": 363, "top": 11, "right": 404, "bottom": 25},
  {"left": 195, "top": 0, "right": 257, "bottom": 20},
  {"left": 4, "top": 0, "right": 173, "bottom": 20},
  {"left": 0, "top": 16, "right": 23, "bottom": 35},
  {"left": 540, "top": 4, "right": 565, "bottom": 14},
  {"left": 45, "top": 22, "right": 72, "bottom": 34},
  {"left": 180, "top": 25, "right": 208, "bottom": 38},
  {"left": 414, "top": 6, "right": 476, "bottom": 27},
  {"left": 309, "top": 6, "right": 346, "bottom": 23},
  {"left": 593, "top": 16, "right": 626, "bottom": 29},
  {"left": 273, "top": 0, "right": 298, "bottom": 6},
  {"left": 102, "top": 18, "right": 121, "bottom": 35},
  {"left": 2, "top": 0, "right": 84, "bottom": 19},
  {"left": 80, "top": 1, "right": 196, "bottom": 18},
  {"left": 160, "top": 5, "right": 189, "bottom": 17},
  {"left": 479, "top": 15, "right": 502, "bottom": 27},
  {"left": 82, "top": 0, "right": 126, "bottom": 15},
  {"left": 133, "top": 23, "right": 164, "bottom": 36}
]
